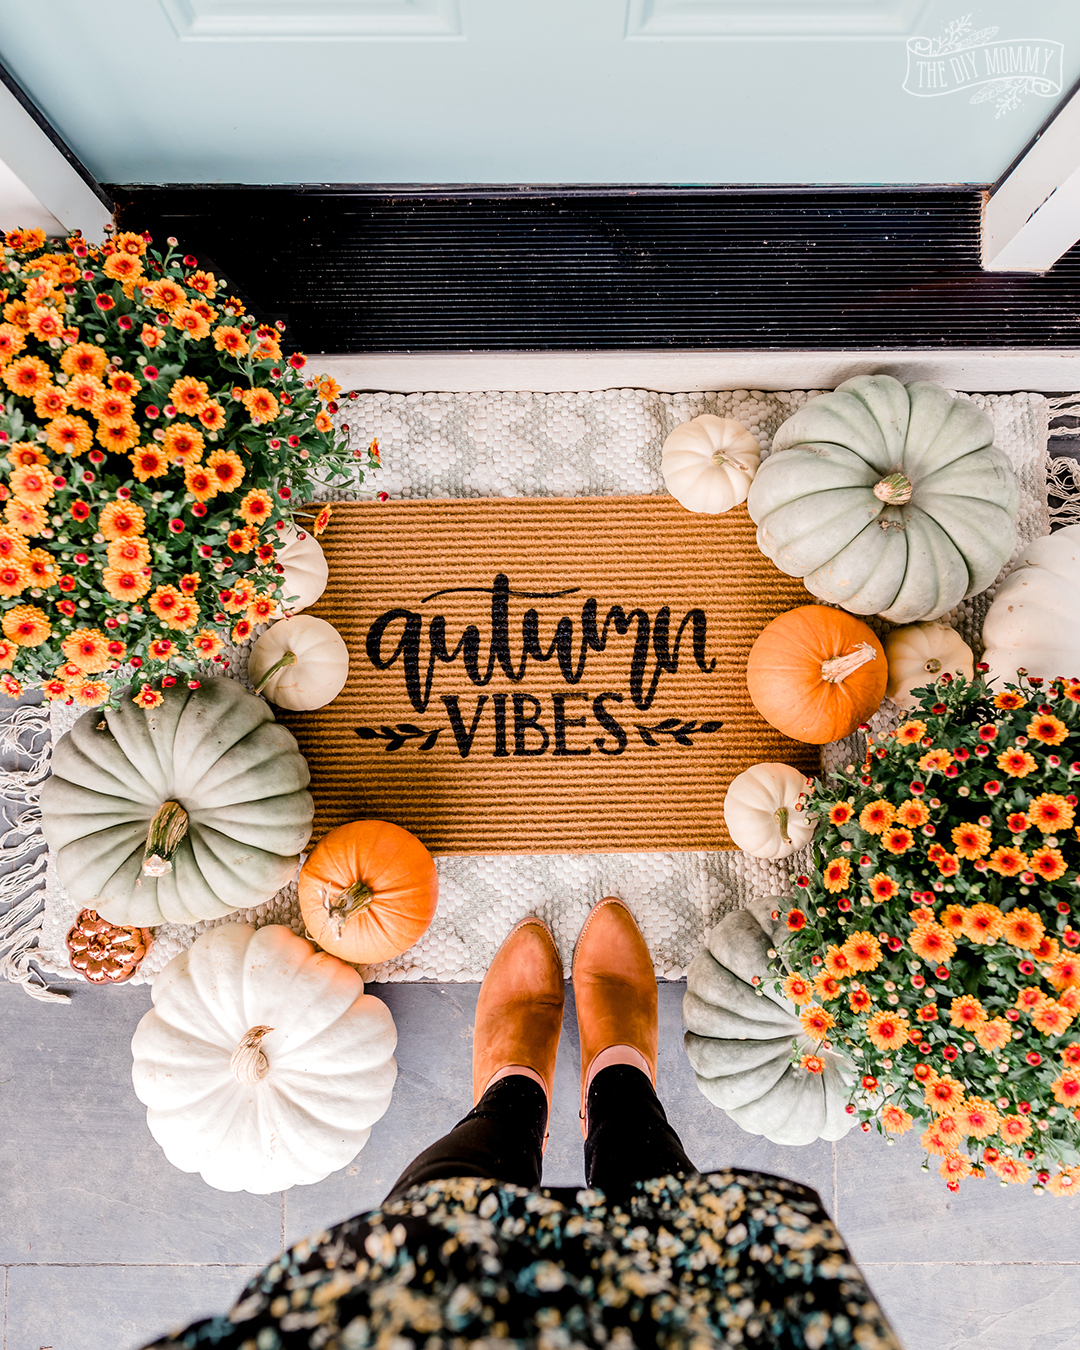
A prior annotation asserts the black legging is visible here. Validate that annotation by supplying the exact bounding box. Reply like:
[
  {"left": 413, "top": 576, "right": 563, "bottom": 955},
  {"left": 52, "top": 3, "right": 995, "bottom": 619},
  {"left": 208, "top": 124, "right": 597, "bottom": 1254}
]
[{"left": 386, "top": 1064, "right": 696, "bottom": 1202}]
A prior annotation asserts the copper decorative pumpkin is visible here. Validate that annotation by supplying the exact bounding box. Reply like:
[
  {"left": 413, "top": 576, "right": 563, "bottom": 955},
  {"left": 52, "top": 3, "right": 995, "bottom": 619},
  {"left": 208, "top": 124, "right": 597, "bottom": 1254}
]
[{"left": 66, "top": 909, "right": 153, "bottom": 984}]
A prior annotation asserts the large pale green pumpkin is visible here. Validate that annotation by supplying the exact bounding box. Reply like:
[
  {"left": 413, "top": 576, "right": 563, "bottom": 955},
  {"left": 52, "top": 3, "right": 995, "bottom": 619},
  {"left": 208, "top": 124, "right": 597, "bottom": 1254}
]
[
  {"left": 41, "top": 677, "right": 313, "bottom": 927},
  {"left": 747, "top": 376, "right": 1020, "bottom": 624},
  {"left": 683, "top": 896, "right": 856, "bottom": 1145}
]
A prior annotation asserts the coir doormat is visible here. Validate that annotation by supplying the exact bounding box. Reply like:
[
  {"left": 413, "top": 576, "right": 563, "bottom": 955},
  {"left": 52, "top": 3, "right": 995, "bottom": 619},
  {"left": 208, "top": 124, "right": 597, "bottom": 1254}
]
[{"left": 281, "top": 495, "right": 819, "bottom": 854}]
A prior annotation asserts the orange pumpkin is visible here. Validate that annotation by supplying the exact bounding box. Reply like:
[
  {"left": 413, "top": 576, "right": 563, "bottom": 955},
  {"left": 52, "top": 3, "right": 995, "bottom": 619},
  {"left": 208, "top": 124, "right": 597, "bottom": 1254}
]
[
  {"left": 299, "top": 820, "right": 439, "bottom": 964},
  {"left": 746, "top": 605, "right": 887, "bottom": 744}
]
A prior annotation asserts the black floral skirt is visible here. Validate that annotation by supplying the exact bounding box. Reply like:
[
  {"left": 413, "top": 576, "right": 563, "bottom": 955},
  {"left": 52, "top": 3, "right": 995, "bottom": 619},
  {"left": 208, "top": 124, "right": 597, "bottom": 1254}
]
[{"left": 144, "top": 1170, "right": 900, "bottom": 1349}]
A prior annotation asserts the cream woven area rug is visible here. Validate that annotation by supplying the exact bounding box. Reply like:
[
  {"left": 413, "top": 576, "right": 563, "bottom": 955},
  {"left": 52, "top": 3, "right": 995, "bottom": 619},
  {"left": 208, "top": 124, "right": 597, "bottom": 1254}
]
[{"left": 0, "top": 387, "right": 1054, "bottom": 1001}]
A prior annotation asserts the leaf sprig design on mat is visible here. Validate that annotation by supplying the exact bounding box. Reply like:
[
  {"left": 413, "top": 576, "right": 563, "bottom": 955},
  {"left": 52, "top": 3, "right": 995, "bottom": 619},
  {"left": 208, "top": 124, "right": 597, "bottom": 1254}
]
[
  {"left": 355, "top": 722, "right": 443, "bottom": 752},
  {"left": 634, "top": 717, "right": 724, "bottom": 748}
]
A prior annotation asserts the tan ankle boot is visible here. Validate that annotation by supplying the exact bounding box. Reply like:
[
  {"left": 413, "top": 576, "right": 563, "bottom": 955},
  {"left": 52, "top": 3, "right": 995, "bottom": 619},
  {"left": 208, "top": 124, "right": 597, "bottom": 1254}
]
[
  {"left": 472, "top": 917, "right": 565, "bottom": 1117},
  {"left": 572, "top": 897, "right": 658, "bottom": 1137}
]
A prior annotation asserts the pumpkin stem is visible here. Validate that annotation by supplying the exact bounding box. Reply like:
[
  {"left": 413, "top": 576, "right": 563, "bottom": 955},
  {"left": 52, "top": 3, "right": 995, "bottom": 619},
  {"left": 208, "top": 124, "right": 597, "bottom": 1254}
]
[
  {"left": 925, "top": 658, "right": 942, "bottom": 674},
  {"left": 142, "top": 800, "right": 189, "bottom": 877},
  {"left": 873, "top": 473, "right": 913, "bottom": 505},
  {"left": 820, "top": 643, "right": 878, "bottom": 684},
  {"left": 324, "top": 879, "right": 375, "bottom": 932},
  {"left": 773, "top": 806, "right": 792, "bottom": 845},
  {"left": 253, "top": 648, "right": 297, "bottom": 696},
  {"left": 711, "top": 449, "right": 752, "bottom": 471},
  {"left": 231, "top": 1025, "right": 274, "bottom": 1084}
]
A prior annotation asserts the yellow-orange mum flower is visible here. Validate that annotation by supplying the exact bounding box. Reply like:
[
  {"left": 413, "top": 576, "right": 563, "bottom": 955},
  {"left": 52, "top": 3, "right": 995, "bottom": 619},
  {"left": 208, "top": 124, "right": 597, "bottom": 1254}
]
[
  {"left": 799, "top": 1004, "right": 834, "bottom": 1041},
  {"left": 1033, "top": 1000, "right": 1075, "bottom": 1037},
  {"left": 921, "top": 1117, "right": 962, "bottom": 1156},
  {"left": 61, "top": 627, "right": 110, "bottom": 673},
  {"left": 987, "top": 846, "right": 1028, "bottom": 878},
  {"left": 0, "top": 322, "right": 25, "bottom": 363},
  {"left": 0, "top": 529, "right": 29, "bottom": 565},
  {"left": 99, "top": 500, "right": 146, "bottom": 539},
  {"left": 248, "top": 592, "right": 276, "bottom": 623},
  {"left": 783, "top": 972, "right": 814, "bottom": 1005},
  {"left": 212, "top": 325, "right": 249, "bottom": 357},
  {"left": 800, "top": 1054, "right": 825, "bottom": 1074},
  {"left": 868, "top": 873, "right": 900, "bottom": 901},
  {"left": 112, "top": 230, "right": 147, "bottom": 257},
  {"left": 1001, "top": 907, "right": 1045, "bottom": 950},
  {"left": 169, "top": 376, "right": 210, "bottom": 415},
  {"left": 939, "top": 1154, "right": 974, "bottom": 1185},
  {"left": 312, "top": 505, "right": 332, "bottom": 536},
  {"left": 60, "top": 341, "right": 108, "bottom": 377},
  {"left": 32, "top": 384, "right": 68, "bottom": 421},
  {"left": 1049, "top": 955, "right": 1080, "bottom": 991},
  {"left": 102, "top": 566, "right": 151, "bottom": 602},
  {"left": 65, "top": 373, "right": 106, "bottom": 412},
  {"left": 1, "top": 604, "right": 49, "bottom": 645},
  {"left": 314, "top": 411, "right": 332, "bottom": 433},
  {"left": 27, "top": 304, "right": 63, "bottom": 341},
  {"left": 923, "top": 1074, "right": 964, "bottom": 1115},
  {"left": 823, "top": 945, "right": 855, "bottom": 980},
  {"left": 147, "top": 279, "right": 186, "bottom": 313},
  {"left": 1051, "top": 1070, "right": 1080, "bottom": 1108},
  {"left": 2, "top": 354, "right": 51, "bottom": 398},
  {"left": 997, "top": 746, "right": 1038, "bottom": 778},
  {"left": 316, "top": 375, "right": 341, "bottom": 403},
  {"left": 1046, "top": 1169, "right": 1080, "bottom": 1197},
  {"left": 0, "top": 637, "right": 16, "bottom": 669},
  {"left": 97, "top": 420, "right": 140, "bottom": 454},
  {"left": 842, "top": 931, "right": 882, "bottom": 972},
  {"left": 44, "top": 413, "right": 93, "bottom": 457},
  {"left": 186, "top": 269, "right": 217, "bottom": 297},
  {"left": 1029, "top": 794, "right": 1075, "bottom": 834},
  {"left": 148, "top": 638, "right": 176, "bottom": 661},
  {"left": 951, "top": 823, "right": 992, "bottom": 860},
  {"left": 198, "top": 400, "right": 226, "bottom": 432},
  {"left": 1016, "top": 985, "right": 1049, "bottom": 1014},
  {"left": 1034, "top": 934, "right": 1061, "bottom": 963},
  {"left": 918, "top": 748, "right": 954, "bottom": 773},
  {"left": 148, "top": 585, "right": 186, "bottom": 629},
  {"left": 190, "top": 629, "right": 224, "bottom": 658},
  {"left": 129, "top": 445, "right": 170, "bottom": 482},
  {"left": 225, "top": 526, "right": 256, "bottom": 555},
  {"left": 133, "top": 683, "right": 164, "bottom": 709},
  {"left": 221, "top": 578, "right": 254, "bottom": 614},
  {"left": 92, "top": 388, "right": 135, "bottom": 427},
  {"left": 940, "top": 904, "right": 967, "bottom": 937},
  {"left": 974, "top": 1017, "right": 1011, "bottom": 1052},
  {"left": 999, "top": 1114, "right": 1033, "bottom": 1144},
  {"left": 813, "top": 972, "right": 842, "bottom": 1001},
  {"left": 866, "top": 1008, "right": 910, "bottom": 1052},
  {"left": 106, "top": 537, "right": 151, "bottom": 570},
  {"left": 204, "top": 448, "right": 244, "bottom": 492},
  {"left": 241, "top": 386, "right": 279, "bottom": 424},
  {"left": 102, "top": 252, "right": 143, "bottom": 284},
  {"left": 991, "top": 1157, "right": 1031, "bottom": 1185},
  {"left": 909, "top": 921, "right": 956, "bottom": 965},
  {"left": 895, "top": 798, "right": 930, "bottom": 828},
  {"left": 178, "top": 572, "right": 201, "bottom": 596},
  {"left": 2, "top": 299, "right": 31, "bottom": 331},
  {"left": 24, "top": 549, "right": 57, "bottom": 587},
  {"left": 963, "top": 902, "right": 1005, "bottom": 944},
  {"left": 858, "top": 799, "right": 895, "bottom": 834},
  {"left": 140, "top": 323, "right": 165, "bottom": 349},
  {"left": 881, "top": 1105, "right": 913, "bottom": 1134},
  {"left": 183, "top": 463, "right": 218, "bottom": 502},
  {"left": 0, "top": 559, "right": 26, "bottom": 597},
  {"left": 994, "top": 689, "right": 1027, "bottom": 710},
  {"left": 1028, "top": 712, "right": 1068, "bottom": 746},
  {"left": 6, "top": 442, "right": 47, "bottom": 469},
  {"left": 5, "top": 498, "right": 47, "bottom": 534},
  {"left": 237, "top": 488, "right": 273, "bottom": 526},
  {"left": 72, "top": 680, "right": 109, "bottom": 707},
  {"left": 168, "top": 597, "right": 200, "bottom": 632},
  {"left": 949, "top": 996, "right": 987, "bottom": 1031},
  {"left": 108, "top": 369, "right": 141, "bottom": 397},
  {"left": 822, "top": 857, "right": 852, "bottom": 892},
  {"left": 848, "top": 986, "right": 872, "bottom": 1012},
  {"left": 7, "top": 464, "right": 53, "bottom": 507},
  {"left": 171, "top": 305, "right": 211, "bottom": 341}
]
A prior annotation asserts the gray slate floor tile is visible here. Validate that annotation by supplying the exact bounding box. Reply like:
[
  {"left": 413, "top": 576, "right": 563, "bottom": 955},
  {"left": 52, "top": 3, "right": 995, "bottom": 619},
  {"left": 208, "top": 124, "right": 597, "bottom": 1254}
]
[
  {"left": 5, "top": 1262, "right": 260, "bottom": 1350},
  {"left": 862, "top": 1262, "right": 1080, "bottom": 1350},
  {"left": 835, "top": 1126, "right": 1080, "bottom": 1264},
  {"left": 0, "top": 981, "right": 282, "bottom": 1265}
]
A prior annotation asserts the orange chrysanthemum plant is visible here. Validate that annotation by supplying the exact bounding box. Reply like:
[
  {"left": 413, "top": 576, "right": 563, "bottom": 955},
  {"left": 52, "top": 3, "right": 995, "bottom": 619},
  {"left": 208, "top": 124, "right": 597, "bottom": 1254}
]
[
  {"left": 773, "top": 670, "right": 1080, "bottom": 1197},
  {"left": 0, "top": 226, "right": 375, "bottom": 706}
]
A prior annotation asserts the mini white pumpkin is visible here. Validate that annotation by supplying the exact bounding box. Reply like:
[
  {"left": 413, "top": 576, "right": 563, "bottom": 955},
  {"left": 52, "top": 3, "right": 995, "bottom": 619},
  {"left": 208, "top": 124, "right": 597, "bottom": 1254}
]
[
  {"left": 661, "top": 415, "right": 760, "bottom": 514},
  {"left": 131, "top": 923, "right": 398, "bottom": 1193},
  {"left": 981, "top": 525, "right": 1080, "bottom": 687},
  {"left": 683, "top": 897, "right": 856, "bottom": 1146},
  {"left": 250, "top": 614, "right": 349, "bottom": 710},
  {"left": 723, "top": 763, "right": 815, "bottom": 859},
  {"left": 277, "top": 524, "right": 329, "bottom": 612},
  {"left": 883, "top": 621, "right": 974, "bottom": 710}
]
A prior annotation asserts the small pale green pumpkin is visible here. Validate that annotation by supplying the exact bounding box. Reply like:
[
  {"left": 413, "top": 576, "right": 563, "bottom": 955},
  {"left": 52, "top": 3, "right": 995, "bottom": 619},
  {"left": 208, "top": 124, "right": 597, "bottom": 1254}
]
[{"left": 747, "top": 376, "right": 1020, "bottom": 624}]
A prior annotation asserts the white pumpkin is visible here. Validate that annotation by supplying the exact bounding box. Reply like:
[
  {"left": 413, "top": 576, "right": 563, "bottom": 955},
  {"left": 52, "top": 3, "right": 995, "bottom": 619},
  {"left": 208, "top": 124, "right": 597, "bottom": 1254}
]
[
  {"left": 277, "top": 524, "right": 329, "bottom": 612},
  {"left": 131, "top": 923, "right": 398, "bottom": 1194},
  {"left": 249, "top": 614, "right": 349, "bottom": 710},
  {"left": 883, "top": 621, "right": 975, "bottom": 710},
  {"left": 981, "top": 525, "right": 1080, "bottom": 687},
  {"left": 723, "top": 763, "right": 815, "bottom": 859},
  {"left": 661, "top": 416, "right": 760, "bottom": 514},
  {"left": 683, "top": 897, "right": 856, "bottom": 1146}
]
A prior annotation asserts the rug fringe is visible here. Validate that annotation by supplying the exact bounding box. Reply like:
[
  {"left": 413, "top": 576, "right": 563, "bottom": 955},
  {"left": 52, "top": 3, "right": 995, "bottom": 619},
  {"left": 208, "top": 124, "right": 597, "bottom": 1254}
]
[{"left": 0, "top": 701, "right": 69, "bottom": 1003}]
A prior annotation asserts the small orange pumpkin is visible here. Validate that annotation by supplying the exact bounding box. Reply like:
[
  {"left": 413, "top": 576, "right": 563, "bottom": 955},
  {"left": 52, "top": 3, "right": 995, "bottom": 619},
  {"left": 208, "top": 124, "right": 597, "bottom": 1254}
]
[
  {"left": 299, "top": 819, "right": 439, "bottom": 964},
  {"left": 746, "top": 605, "right": 887, "bottom": 744}
]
